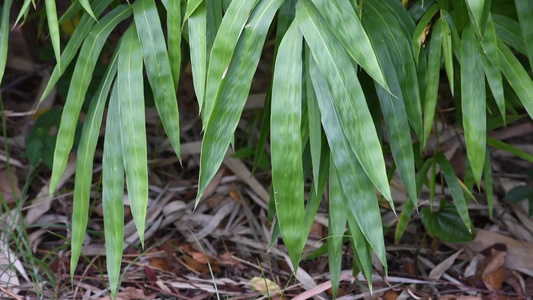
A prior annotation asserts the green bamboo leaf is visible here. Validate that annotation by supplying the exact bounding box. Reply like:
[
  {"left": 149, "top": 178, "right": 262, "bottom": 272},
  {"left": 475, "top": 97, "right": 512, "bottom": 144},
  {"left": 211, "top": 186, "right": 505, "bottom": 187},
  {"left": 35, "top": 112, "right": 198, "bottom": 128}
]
[
  {"left": 412, "top": 3, "right": 439, "bottom": 64},
  {"left": 395, "top": 157, "right": 435, "bottom": 242},
  {"left": 206, "top": 0, "right": 222, "bottom": 55},
  {"left": 515, "top": 0, "right": 533, "bottom": 71},
  {"left": 483, "top": 150, "right": 493, "bottom": 219},
  {"left": 202, "top": 0, "right": 259, "bottom": 120},
  {"left": 310, "top": 0, "right": 388, "bottom": 90},
  {"left": 45, "top": 0, "right": 61, "bottom": 70},
  {"left": 465, "top": 0, "right": 488, "bottom": 34},
  {"left": 436, "top": 153, "right": 472, "bottom": 232},
  {"left": 79, "top": 0, "right": 97, "bottom": 21},
  {"left": 183, "top": 0, "right": 204, "bottom": 23},
  {"left": 308, "top": 54, "right": 387, "bottom": 271},
  {"left": 197, "top": 0, "right": 285, "bottom": 202},
  {"left": 14, "top": 0, "right": 32, "bottom": 26},
  {"left": 462, "top": 25, "right": 486, "bottom": 185},
  {"left": 487, "top": 137, "right": 533, "bottom": 164},
  {"left": 270, "top": 21, "right": 304, "bottom": 271},
  {"left": 187, "top": 2, "right": 207, "bottom": 108},
  {"left": 168, "top": 0, "right": 182, "bottom": 90},
  {"left": 49, "top": 5, "right": 131, "bottom": 196},
  {"left": 328, "top": 162, "right": 347, "bottom": 298},
  {"left": 297, "top": 0, "right": 392, "bottom": 202},
  {"left": 346, "top": 209, "right": 373, "bottom": 290},
  {"left": 492, "top": 14, "right": 526, "bottom": 55},
  {"left": 133, "top": 0, "right": 181, "bottom": 160},
  {"left": 0, "top": 0, "right": 11, "bottom": 85},
  {"left": 498, "top": 39, "right": 533, "bottom": 119},
  {"left": 305, "top": 47, "right": 322, "bottom": 194},
  {"left": 102, "top": 85, "right": 125, "bottom": 298},
  {"left": 40, "top": 0, "right": 115, "bottom": 103},
  {"left": 58, "top": 1, "right": 82, "bottom": 25},
  {"left": 118, "top": 24, "right": 148, "bottom": 247},
  {"left": 481, "top": 15, "right": 505, "bottom": 120},
  {"left": 70, "top": 46, "right": 119, "bottom": 280},
  {"left": 304, "top": 139, "right": 330, "bottom": 234},
  {"left": 368, "top": 24, "right": 418, "bottom": 206},
  {"left": 441, "top": 17, "right": 454, "bottom": 94},
  {"left": 363, "top": 1, "right": 423, "bottom": 141}
]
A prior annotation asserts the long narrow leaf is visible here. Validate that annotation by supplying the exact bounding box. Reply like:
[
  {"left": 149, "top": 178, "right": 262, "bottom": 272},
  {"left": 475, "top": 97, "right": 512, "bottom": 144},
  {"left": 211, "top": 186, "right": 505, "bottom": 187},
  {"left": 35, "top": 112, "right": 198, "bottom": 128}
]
[
  {"left": 0, "top": 0, "right": 11, "bottom": 85},
  {"left": 196, "top": 0, "right": 285, "bottom": 202},
  {"left": 102, "top": 85, "right": 125, "bottom": 298},
  {"left": 346, "top": 206, "right": 373, "bottom": 290},
  {"left": 40, "top": 0, "right": 115, "bottom": 102},
  {"left": 49, "top": 5, "right": 132, "bottom": 196},
  {"left": 481, "top": 15, "right": 505, "bottom": 119},
  {"left": 515, "top": 0, "right": 533, "bottom": 71},
  {"left": 492, "top": 14, "right": 526, "bottom": 55},
  {"left": 133, "top": 0, "right": 181, "bottom": 160},
  {"left": 168, "top": 0, "right": 182, "bottom": 90},
  {"left": 45, "top": 0, "right": 61, "bottom": 69},
  {"left": 70, "top": 46, "right": 119, "bottom": 279},
  {"left": 461, "top": 25, "right": 486, "bottom": 185},
  {"left": 412, "top": 3, "right": 439, "bottom": 64},
  {"left": 310, "top": 0, "right": 388, "bottom": 90},
  {"left": 297, "top": 0, "right": 392, "bottom": 202},
  {"left": 79, "top": 0, "right": 97, "bottom": 21},
  {"left": 187, "top": 2, "right": 207, "bottom": 108},
  {"left": 308, "top": 54, "right": 387, "bottom": 271},
  {"left": 271, "top": 21, "right": 305, "bottom": 270},
  {"left": 118, "top": 25, "right": 148, "bottom": 246},
  {"left": 483, "top": 150, "right": 493, "bottom": 219}
]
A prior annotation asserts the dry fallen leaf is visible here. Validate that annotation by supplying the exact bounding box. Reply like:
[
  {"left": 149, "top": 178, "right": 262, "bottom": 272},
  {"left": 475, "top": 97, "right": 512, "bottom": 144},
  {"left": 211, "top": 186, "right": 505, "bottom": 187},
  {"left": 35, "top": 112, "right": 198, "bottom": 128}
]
[
  {"left": 383, "top": 290, "right": 399, "bottom": 300},
  {"left": 483, "top": 268, "right": 505, "bottom": 291},
  {"left": 438, "top": 296, "right": 482, "bottom": 300},
  {"left": 0, "top": 167, "right": 21, "bottom": 204},
  {"left": 249, "top": 276, "right": 281, "bottom": 296},
  {"left": 97, "top": 287, "right": 156, "bottom": 300}
]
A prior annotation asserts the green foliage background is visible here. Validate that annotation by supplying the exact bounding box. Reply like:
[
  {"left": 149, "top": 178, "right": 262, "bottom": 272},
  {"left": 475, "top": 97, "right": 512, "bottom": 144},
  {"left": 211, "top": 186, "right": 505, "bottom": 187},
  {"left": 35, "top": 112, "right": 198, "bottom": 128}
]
[{"left": 1, "top": 0, "right": 533, "bottom": 297}]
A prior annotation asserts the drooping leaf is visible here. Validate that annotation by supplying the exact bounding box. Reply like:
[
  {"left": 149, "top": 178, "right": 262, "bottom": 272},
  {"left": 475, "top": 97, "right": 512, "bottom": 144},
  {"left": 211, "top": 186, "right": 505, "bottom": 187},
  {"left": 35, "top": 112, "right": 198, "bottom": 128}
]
[
  {"left": 412, "top": 3, "right": 439, "bottom": 64},
  {"left": 481, "top": 15, "right": 505, "bottom": 120},
  {"left": 297, "top": 0, "right": 392, "bottom": 202},
  {"left": 49, "top": 5, "right": 132, "bottom": 196},
  {"left": 187, "top": 2, "right": 207, "bottom": 108},
  {"left": 167, "top": 0, "right": 182, "bottom": 90},
  {"left": 461, "top": 25, "right": 486, "bottom": 185},
  {"left": 423, "top": 18, "right": 443, "bottom": 147},
  {"left": 45, "top": 0, "right": 61, "bottom": 70},
  {"left": 118, "top": 24, "right": 148, "bottom": 246},
  {"left": 515, "top": 0, "right": 533, "bottom": 71},
  {"left": 493, "top": 14, "right": 526, "bottom": 54},
  {"left": 133, "top": 0, "right": 181, "bottom": 160},
  {"left": 0, "top": 0, "right": 11, "bottom": 85},
  {"left": 487, "top": 137, "right": 533, "bottom": 164},
  {"left": 79, "top": 0, "right": 97, "bottom": 21}
]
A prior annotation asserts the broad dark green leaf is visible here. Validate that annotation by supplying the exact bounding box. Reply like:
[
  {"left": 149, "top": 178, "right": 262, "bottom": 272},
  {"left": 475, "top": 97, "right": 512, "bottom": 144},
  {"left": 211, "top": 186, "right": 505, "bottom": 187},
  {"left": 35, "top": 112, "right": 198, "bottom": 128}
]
[
  {"left": 310, "top": 0, "right": 388, "bottom": 90},
  {"left": 102, "top": 85, "right": 125, "bottom": 298},
  {"left": 461, "top": 25, "right": 486, "bottom": 185},
  {"left": 328, "top": 163, "right": 348, "bottom": 298},
  {"left": 497, "top": 40, "right": 533, "bottom": 120},
  {"left": 297, "top": 0, "right": 392, "bottom": 202},
  {"left": 40, "top": 0, "right": 114, "bottom": 102},
  {"left": 202, "top": 0, "right": 259, "bottom": 121},
  {"left": 197, "top": 0, "right": 285, "bottom": 203},
  {"left": 70, "top": 46, "right": 119, "bottom": 280},
  {"left": 504, "top": 186, "right": 533, "bottom": 203},
  {"left": 0, "top": 0, "right": 11, "bottom": 85},
  {"left": 49, "top": 5, "right": 131, "bottom": 196},
  {"left": 308, "top": 54, "right": 387, "bottom": 271},
  {"left": 515, "top": 0, "right": 533, "bottom": 71},
  {"left": 134, "top": 0, "right": 181, "bottom": 160},
  {"left": 45, "top": 0, "right": 61, "bottom": 69},
  {"left": 436, "top": 153, "right": 472, "bottom": 232},
  {"left": 421, "top": 201, "right": 476, "bottom": 243},
  {"left": 118, "top": 25, "right": 148, "bottom": 246}
]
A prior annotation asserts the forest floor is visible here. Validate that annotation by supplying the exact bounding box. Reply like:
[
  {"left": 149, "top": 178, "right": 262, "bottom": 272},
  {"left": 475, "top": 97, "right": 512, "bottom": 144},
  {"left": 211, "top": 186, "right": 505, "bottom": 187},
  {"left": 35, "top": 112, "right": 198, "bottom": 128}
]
[{"left": 1, "top": 16, "right": 533, "bottom": 300}]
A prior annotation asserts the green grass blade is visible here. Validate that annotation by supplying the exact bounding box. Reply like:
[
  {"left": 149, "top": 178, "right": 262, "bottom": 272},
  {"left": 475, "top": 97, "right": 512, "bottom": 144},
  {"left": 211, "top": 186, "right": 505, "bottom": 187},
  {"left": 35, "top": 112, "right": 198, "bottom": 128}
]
[
  {"left": 196, "top": 0, "right": 285, "bottom": 203},
  {"left": 202, "top": 0, "right": 259, "bottom": 121},
  {"left": 310, "top": 0, "right": 388, "bottom": 90},
  {"left": 45, "top": 0, "right": 61, "bottom": 69},
  {"left": 187, "top": 2, "right": 207, "bottom": 108},
  {"left": 481, "top": 15, "right": 505, "bottom": 120},
  {"left": 133, "top": 0, "right": 181, "bottom": 160},
  {"left": 492, "top": 14, "right": 526, "bottom": 55},
  {"left": 461, "top": 25, "right": 486, "bottom": 185},
  {"left": 346, "top": 208, "right": 373, "bottom": 290},
  {"left": 515, "top": 0, "right": 533, "bottom": 71},
  {"left": 363, "top": 1, "right": 423, "bottom": 141},
  {"left": 168, "top": 0, "right": 182, "bottom": 90},
  {"left": 412, "top": 3, "right": 439, "bottom": 64},
  {"left": 436, "top": 153, "right": 472, "bottom": 232},
  {"left": 297, "top": 0, "right": 392, "bottom": 202},
  {"left": 40, "top": 0, "right": 115, "bottom": 103},
  {"left": 184, "top": 0, "right": 204, "bottom": 23},
  {"left": 308, "top": 54, "right": 387, "bottom": 271},
  {"left": 58, "top": 1, "right": 82, "bottom": 25},
  {"left": 441, "top": 18, "right": 454, "bottom": 94},
  {"left": 70, "top": 46, "right": 119, "bottom": 280},
  {"left": 369, "top": 25, "right": 418, "bottom": 206},
  {"left": 483, "top": 150, "right": 493, "bottom": 219},
  {"left": 497, "top": 39, "right": 533, "bottom": 120},
  {"left": 271, "top": 21, "right": 305, "bottom": 270},
  {"left": 102, "top": 85, "right": 125, "bottom": 299},
  {"left": 328, "top": 162, "right": 348, "bottom": 298},
  {"left": 118, "top": 24, "right": 148, "bottom": 247},
  {"left": 423, "top": 18, "right": 443, "bottom": 147},
  {"left": 79, "top": 0, "right": 97, "bottom": 21},
  {"left": 0, "top": 0, "right": 11, "bottom": 85},
  {"left": 487, "top": 137, "right": 533, "bottom": 164},
  {"left": 49, "top": 5, "right": 132, "bottom": 196},
  {"left": 14, "top": 0, "right": 31, "bottom": 26}
]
